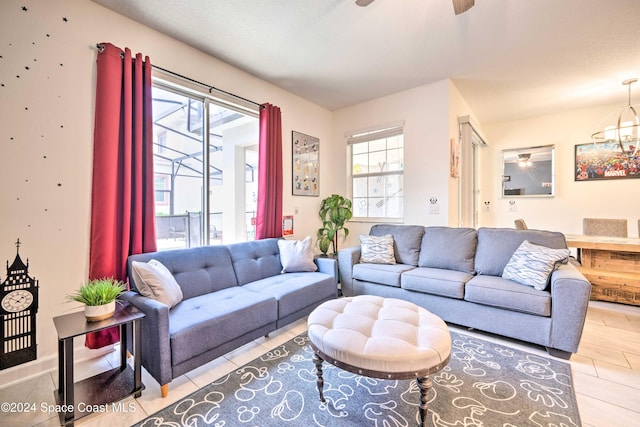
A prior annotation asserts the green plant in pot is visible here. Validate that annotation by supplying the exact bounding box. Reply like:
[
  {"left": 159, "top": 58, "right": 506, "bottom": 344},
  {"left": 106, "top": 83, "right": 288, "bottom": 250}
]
[
  {"left": 67, "top": 277, "right": 126, "bottom": 322},
  {"left": 316, "top": 194, "right": 353, "bottom": 256}
]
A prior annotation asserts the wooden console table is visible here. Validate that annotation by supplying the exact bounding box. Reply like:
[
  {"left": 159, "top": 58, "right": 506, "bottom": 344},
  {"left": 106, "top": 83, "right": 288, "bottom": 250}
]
[
  {"left": 565, "top": 234, "right": 640, "bottom": 306},
  {"left": 52, "top": 304, "right": 144, "bottom": 426}
]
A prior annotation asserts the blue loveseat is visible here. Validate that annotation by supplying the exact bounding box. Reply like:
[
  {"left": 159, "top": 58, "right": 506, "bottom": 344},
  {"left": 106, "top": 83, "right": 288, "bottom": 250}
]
[
  {"left": 121, "top": 238, "right": 338, "bottom": 397},
  {"left": 339, "top": 225, "right": 591, "bottom": 359}
]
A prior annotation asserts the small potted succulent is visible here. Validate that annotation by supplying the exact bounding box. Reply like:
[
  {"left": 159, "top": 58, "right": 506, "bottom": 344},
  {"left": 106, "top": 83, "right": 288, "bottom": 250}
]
[{"left": 67, "top": 277, "right": 126, "bottom": 322}]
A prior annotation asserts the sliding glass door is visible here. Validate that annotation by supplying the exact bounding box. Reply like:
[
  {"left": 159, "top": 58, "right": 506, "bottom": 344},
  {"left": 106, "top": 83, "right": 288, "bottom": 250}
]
[{"left": 151, "top": 84, "right": 259, "bottom": 249}]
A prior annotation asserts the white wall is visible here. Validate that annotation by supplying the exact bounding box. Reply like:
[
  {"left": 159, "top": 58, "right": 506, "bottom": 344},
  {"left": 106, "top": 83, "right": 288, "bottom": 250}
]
[
  {"left": 0, "top": 0, "right": 332, "bottom": 385},
  {"left": 332, "top": 79, "right": 480, "bottom": 249},
  {"left": 479, "top": 104, "right": 640, "bottom": 236}
]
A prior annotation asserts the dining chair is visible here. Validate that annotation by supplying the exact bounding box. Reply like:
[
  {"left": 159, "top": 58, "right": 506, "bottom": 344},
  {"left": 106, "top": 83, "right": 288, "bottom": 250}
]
[
  {"left": 514, "top": 218, "right": 528, "bottom": 230},
  {"left": 582, "top": 218, "right": 628, "bottom": 237}
]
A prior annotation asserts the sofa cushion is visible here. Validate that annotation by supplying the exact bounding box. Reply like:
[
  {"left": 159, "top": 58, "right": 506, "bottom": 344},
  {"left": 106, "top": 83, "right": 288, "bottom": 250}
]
[
  {"left": 243, "top": 272, "right": 336, "bottom": 318},
  {"left": 474, "top": 228, "right": 568, "bottom": 277},
  {"left": 502, "top": 240, "right": 570, "bottom": 290},
  {"left": 401, "top": 267, "right": 472, "bottom": 299},
  {"left": 168, "top": 287, "right": 277, "bottom": 365},
  {"left": 277, "top": 236, "right": 318, "bottom": 273},
  {"left": 369, "top": 224, "right": 425, "bottom": 266},
  {"left": 353, "top": 263, "right": 416, "bottom": 288},
  {"left": 228, "top": 238, "right": 283, "bottom": 285},
  {"left": 418, "top": 227, "right": 477, "bottom": 274},
  {"left": 359, "top": 234, "right": 396, "bottom": 264},
  {"left": 131, "top": 259, "right": 184, "bottom": 308},
  {"left": 464, "top": 275, "right": 551, "bottom": 316}
]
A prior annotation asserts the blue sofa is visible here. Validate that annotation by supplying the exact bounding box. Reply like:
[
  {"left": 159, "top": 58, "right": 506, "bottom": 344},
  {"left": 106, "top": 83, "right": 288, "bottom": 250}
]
[
  {"left": 338, "top": 225, "right": 591, "bottom": 359},
  {"left": 121, "top": 238, "right": 338, "bottom": 397}
]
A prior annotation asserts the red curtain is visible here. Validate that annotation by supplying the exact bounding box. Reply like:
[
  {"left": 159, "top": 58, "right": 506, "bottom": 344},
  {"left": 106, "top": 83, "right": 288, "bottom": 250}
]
[
  {"left": 86, "top": 43, "right": 157, "bottom": 349},
  {"left": 256, "top": 103, "right": 283, "bottom": 239}
]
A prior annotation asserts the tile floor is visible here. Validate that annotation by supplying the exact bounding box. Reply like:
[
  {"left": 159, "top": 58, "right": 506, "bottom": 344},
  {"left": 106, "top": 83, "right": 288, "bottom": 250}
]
[{"left": 0, "top": 300, "right": 638, "bottom": 427}]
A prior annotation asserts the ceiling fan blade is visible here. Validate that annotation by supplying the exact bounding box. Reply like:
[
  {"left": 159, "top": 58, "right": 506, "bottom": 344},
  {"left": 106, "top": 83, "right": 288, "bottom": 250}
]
[
  {"left": 452, "top": 0, "right": 475, "bottom": 15},
  {"left": 356, "top": 0, "right": 375, "bottom": 7}
]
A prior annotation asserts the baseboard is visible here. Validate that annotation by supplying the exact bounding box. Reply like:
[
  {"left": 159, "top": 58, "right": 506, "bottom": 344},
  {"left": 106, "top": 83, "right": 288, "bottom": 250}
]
[{"left": 0, "top": 341, "right": 117, "bottom": 390}]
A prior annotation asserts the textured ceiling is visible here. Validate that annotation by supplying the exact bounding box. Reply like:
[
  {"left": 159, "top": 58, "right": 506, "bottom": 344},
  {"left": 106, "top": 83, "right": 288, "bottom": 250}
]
[{"left": 92, "top": 0, "right": 640, "bottom": 124}]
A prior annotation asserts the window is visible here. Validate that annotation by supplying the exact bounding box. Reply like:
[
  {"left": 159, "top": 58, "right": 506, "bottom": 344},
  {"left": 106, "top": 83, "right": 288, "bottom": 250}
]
[
  {"left": 151, "top": 82, "right": 259, "bottom": 250},
  {"left": 348, "top": 124, "right": 404, "bottom": 219}
]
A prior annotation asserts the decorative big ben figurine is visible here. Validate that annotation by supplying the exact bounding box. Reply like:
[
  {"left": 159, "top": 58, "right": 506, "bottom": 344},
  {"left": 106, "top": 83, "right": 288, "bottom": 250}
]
[{"left": 0, "top": 239, "right": 39, "bottom": 370}]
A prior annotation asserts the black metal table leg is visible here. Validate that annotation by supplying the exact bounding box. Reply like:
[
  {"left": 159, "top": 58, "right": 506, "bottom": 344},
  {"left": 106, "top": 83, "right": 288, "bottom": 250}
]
[
  {"left": 132, "top": 319, "right": 143, "bottom": 398},
  {"left": 62, "top": 338, "right": 74, "bottom": 426}
]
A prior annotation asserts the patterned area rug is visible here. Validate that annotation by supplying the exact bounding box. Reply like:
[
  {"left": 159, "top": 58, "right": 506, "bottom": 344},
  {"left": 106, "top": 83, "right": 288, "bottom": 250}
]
[{"left": 135, "top": 331, "right": 581, "bottom": 426}]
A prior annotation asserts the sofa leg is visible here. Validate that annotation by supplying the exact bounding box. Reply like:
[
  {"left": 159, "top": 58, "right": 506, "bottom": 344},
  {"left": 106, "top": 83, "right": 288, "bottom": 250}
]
[
  {"left": 161, "top": 384, "right": 169, "bottom": 398},
  {"left": 546, "top": 347, "right": 572, "bottom": 360}
]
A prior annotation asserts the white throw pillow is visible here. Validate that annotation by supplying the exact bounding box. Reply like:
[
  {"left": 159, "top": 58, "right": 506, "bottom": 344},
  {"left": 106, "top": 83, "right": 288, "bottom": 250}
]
[
  {"left": 359, "top": 234, "right": 396, "bottom": 264},
  {"left": 277, "top": 236, "right": 318, "bottom": 273},
  {"left": 502, "top": 240, "right": 570, "bottom": 290},
  {"left": 131, "top": 259, "right": 184, "bottom": 308}
]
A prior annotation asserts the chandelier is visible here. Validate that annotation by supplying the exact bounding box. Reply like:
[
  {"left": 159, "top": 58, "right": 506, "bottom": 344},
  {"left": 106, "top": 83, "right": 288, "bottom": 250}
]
[{"left": 591, "top": 78, "right": 639, "bottom": 156}]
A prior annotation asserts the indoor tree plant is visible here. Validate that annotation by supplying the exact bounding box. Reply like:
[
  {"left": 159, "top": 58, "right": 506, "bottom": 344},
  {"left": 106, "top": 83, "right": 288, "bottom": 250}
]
[
  {"left": 316, "top": 194, "right": 353, "bottom": 256},
  {"left": 67, "top": 277, "right": 126, "bottom": 322}
]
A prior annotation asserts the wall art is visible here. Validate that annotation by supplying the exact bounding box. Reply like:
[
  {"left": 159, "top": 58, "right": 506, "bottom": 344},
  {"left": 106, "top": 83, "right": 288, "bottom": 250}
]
[
  {"left": 292, "top": 131, "right": 319, "bottom": 196},
  {"left": 575, "top": 142, "right": 639, "bottom": 181}
]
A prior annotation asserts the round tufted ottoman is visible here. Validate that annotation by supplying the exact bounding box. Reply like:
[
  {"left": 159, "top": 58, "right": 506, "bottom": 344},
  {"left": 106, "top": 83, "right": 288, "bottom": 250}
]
[{"left": 307, "top": 295, "right": 451, "bottom": 427}]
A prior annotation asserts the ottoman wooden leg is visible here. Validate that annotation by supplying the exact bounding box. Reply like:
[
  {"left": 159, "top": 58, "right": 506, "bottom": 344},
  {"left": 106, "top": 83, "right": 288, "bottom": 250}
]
[
  {"left": 313, "top": 352, "right": 326, "bottom": 402},
  {"left": 417, "top": 376, "right": 432, "bottom": 427}
]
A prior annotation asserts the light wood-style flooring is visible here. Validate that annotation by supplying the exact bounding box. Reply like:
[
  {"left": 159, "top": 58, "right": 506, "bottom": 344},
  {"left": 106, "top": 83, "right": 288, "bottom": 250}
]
[{"left": 0, "top": 300, "right": 638, "bottom": 426}]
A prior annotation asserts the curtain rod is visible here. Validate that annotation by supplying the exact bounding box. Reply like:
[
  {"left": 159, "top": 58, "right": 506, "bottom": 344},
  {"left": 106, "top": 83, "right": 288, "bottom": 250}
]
[{"left": 95, "top": 43, "right": 262, "bottom": 109}]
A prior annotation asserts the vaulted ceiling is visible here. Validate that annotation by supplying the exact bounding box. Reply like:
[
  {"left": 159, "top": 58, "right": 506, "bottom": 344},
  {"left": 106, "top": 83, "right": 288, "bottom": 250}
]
[{"left": 93, "top": 0, "right": 640, "bottom": 124}]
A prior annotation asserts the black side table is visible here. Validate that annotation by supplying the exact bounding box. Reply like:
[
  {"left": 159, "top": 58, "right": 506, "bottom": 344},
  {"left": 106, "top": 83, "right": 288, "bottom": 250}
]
[{"left": 52, "top": 304, "right": 144, "bottom": 426}]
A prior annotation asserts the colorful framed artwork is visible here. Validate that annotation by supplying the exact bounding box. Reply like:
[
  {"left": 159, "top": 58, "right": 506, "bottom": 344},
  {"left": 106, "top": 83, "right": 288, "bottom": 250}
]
[
  {"left": 292, "top": 131, "right": 319, "bottom": 196},
  {"left": 575, "top": 142, "right": 640, "bottom": 181}
]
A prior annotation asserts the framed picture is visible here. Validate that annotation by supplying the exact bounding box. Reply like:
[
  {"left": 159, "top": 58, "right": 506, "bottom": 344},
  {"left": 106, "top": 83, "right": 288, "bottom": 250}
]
[
  {"left": 282, "top": 215, "right": 294, "bottom": 236},
  {"left": 292, "top": 131, "right": 319, "bottom": 196},
  {"left": 450, "top": 138, "right": 460, "bottom": 178},
  {"left": 575, "top": 142, "right": 640, "bottom": 181}
]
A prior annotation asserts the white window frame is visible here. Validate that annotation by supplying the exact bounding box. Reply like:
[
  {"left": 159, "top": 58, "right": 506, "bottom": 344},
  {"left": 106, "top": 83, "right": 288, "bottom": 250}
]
[{"left": 347, "top": 122, "right": 404, "bottom": 222}]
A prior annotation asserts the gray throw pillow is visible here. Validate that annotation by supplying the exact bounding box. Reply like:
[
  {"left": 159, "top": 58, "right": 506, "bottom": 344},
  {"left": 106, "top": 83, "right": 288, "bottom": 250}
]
[
  {"left": 131, "top": 259, "right": 184, "bottom": 307},
  {"left": 502, "top": 240, "right": 570, "bottom": 290},
  {"left": 359, "top": 234, "right": 396, "bottom": 264}
]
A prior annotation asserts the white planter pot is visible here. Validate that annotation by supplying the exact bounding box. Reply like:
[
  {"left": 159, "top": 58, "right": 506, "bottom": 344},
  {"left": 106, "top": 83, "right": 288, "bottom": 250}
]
[{"left": 84, "top": 301, "right": 116, "bottom": 322}]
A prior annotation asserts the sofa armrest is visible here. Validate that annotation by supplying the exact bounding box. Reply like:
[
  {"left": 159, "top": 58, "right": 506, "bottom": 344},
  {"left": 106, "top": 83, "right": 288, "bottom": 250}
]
[
  {"left": 338, "top": 246, "right": 361, "bottom": 296},
  {"left": 315, "top": 256, "right": 338, "bottom": 283},
  {"left": 548, "top": 263, "right": 592, "bottom": 353},
  {"left": 119, "top": 291, "right": 173, "bottom": 386}
]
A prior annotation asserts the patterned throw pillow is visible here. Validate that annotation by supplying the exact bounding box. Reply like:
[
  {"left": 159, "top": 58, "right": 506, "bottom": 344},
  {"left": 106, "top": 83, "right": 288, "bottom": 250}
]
[
  {"left": 359, "top": 234, "right": 396, "bottom": 264},
  {"left": 502, "top": 240, "right": 570, "bottom": 290}
]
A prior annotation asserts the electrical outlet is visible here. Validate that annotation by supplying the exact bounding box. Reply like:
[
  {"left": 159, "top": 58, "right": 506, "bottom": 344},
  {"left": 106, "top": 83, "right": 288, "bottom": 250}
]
[{"left": 508, "top": 200, "right": 517, "bottom": 212}]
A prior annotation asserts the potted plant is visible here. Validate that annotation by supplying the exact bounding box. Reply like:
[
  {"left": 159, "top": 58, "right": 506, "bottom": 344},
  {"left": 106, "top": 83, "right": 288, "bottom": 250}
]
[
  {"left": 67, "top": 277, "right": 126, "bottom": 322},
  {"left": 316, "top": 194, "right": 353, "bottom": 256}
]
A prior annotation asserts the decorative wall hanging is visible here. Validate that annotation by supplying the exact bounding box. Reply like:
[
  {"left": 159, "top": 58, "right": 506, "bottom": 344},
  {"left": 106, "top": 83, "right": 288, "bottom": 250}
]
[
  {"left": 282, "top": 215, "right": 294, "bottom": 236},
  {"left": 292, "top": 131, "right": 319, "bottom": 196},
  {"left": 450, "top": 138, "right": 460, "bottom": 178},
  {"left": 1, "top": 239, "right": 39, "bottom": 370},
  {"left": 575, "top": 142, "right": 640, "bottom": 181}
]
